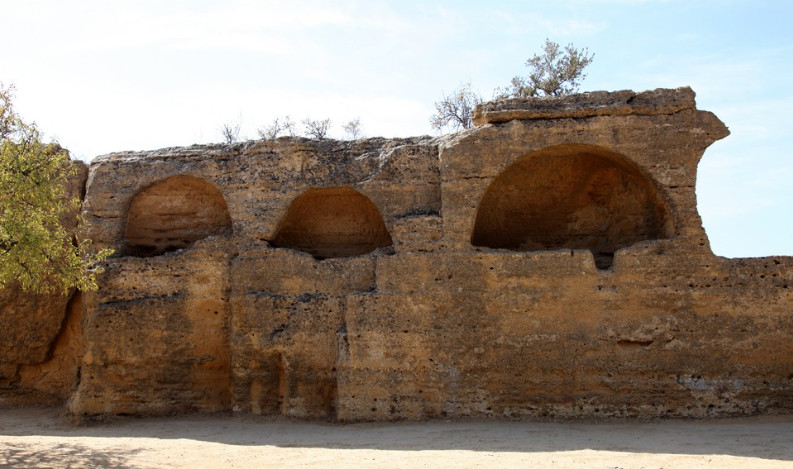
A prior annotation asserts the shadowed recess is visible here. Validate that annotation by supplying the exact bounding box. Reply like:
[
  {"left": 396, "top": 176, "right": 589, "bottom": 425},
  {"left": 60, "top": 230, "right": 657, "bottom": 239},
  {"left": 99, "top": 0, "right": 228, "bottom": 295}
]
[
  {"left": 271, "top": 186, "right": 392, "bottom": 259},
  {"left": 124, "top": 175, "right": 232, "bottom": 257},
  {"left": 471, "top": 144, "right": 673, "bottom": 269}
]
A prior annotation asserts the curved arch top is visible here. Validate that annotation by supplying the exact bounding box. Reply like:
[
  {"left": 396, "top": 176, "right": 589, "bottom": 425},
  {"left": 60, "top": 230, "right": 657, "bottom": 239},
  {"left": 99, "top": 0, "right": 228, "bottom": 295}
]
[
  {"left": 124, "top": 174, "right": 232, "bottom": 257},
  {"left": 271, "top": 186, "right": 393, "bottom": 259},
  {"left": 471, "top": 144, "right": 674, "bottom": 268}
]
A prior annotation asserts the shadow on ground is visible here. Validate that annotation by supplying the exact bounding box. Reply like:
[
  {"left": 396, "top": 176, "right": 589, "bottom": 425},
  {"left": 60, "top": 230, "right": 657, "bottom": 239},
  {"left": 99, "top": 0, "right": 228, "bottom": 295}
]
[
  {"left": 1, "top": 441, "right": 141, "bottom": 468},
  {"left": 1, "top": 407, "right": 792, "bottom": 466}
]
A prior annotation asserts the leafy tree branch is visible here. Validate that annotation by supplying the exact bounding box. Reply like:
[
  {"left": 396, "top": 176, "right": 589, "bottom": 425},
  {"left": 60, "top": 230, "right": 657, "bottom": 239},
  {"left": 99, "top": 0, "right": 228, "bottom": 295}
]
[{"left": 0, "top": 83, "right": 111, "bottom": 294}]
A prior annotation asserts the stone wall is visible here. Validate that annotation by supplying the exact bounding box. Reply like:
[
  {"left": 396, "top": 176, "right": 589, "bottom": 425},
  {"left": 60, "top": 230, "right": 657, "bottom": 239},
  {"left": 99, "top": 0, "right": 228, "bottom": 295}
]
[{"left": 2, "top": 88, "right": 791, "bottom": 420}]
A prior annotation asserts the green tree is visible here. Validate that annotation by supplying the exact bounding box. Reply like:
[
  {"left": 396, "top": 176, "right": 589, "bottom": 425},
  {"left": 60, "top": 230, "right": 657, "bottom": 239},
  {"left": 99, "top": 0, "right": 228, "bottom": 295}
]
[
  {"left": 0, "top": 84, "right": 111, "bottom": 294},
  {"left": 498, "top": 38, "right": 594, "bottom": 98}
]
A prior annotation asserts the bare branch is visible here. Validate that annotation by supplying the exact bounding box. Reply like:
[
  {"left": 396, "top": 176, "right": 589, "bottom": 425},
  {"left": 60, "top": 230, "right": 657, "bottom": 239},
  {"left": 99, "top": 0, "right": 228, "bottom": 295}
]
[
  {"left": 302, "top": 118, "right": 331, "bottom": 139},
  {"left": 220, "top": 120, "right": 241, "bottom": 144},
  {"left": 342, "top": 118, "right": 362, "bottom": 140},
  {"left": 430, "top": 82, "right": 482, "bottom": 133},
  {"left": 258, "top": 116, "right": 296, "bottom": 139}
]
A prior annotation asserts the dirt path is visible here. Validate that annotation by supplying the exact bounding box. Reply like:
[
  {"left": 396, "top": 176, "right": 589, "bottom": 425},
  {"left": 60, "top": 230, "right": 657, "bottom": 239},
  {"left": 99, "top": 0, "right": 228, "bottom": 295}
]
[{"left": 1, "top": 408, "right": 791, "bottom": 468}]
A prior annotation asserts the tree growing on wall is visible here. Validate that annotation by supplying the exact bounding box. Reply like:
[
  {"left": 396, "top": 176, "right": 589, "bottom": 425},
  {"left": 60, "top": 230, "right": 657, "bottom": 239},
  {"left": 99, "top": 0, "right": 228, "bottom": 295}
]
[
  {"left": 0, "top": 83, "right": 111, "bottom": 294},
  {"left": 431, "top": 39, "right": 594, "bottom": 133},
  {"left": 497, "top": 38, "right": 594, "bottom": 98},
  {"left": 258, "top": 116, "right": 296, "bottom": 139},
  {"left": 303, "top": 118, "right": 331, "bottom": 139},
  {"left": 430, "top": 82, "right": 482, "bottom": 132},
  {"left": 220, "top": 120, "right": 241, "bottom": 144},
  {"left": 342, "top": 118, "right": 363, "bottom": 140}
]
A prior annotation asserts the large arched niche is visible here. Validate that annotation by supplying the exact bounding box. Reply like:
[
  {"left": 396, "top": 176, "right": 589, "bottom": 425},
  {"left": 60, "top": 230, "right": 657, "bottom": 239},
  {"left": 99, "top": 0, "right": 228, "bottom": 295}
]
[
  {"left": 271, "top": 186, "right": 393, "bottom": 259},
  {"left": 124, "top": 175, "right": 232, "bottom": 257},
  {"left": 471, "top": 144, "right": 674, "bottom": 269}
]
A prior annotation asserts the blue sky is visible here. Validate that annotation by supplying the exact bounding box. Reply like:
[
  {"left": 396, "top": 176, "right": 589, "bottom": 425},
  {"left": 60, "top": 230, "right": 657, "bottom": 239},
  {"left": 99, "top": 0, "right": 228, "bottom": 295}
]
[{"left": 3, "top": 0, "right": 791, "bottom": 257}]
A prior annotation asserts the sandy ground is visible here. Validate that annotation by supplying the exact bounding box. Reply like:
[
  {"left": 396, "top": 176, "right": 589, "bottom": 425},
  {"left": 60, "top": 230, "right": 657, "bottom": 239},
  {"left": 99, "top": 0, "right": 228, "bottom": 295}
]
[{"left": 0, "top": 408, "right": 792, "bottom": 468}]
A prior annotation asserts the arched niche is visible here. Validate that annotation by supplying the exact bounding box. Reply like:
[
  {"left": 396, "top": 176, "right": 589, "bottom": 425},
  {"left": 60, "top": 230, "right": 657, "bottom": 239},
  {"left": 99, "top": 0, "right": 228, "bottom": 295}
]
[
  {"left": 271, "top": 186, "right": 393, "bottom": 259},
  {"left": 124, "top": 175, "right": 232, "bottom": 257},
  {"left": 471, "top": 144, "right": 673, "bottom": 269}
]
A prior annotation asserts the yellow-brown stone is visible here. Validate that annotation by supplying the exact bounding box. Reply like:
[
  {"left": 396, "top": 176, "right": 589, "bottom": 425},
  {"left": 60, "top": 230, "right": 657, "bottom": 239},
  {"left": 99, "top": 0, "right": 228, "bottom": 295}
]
[{"left": 2, "top": 88, "right": 791, "bottom": 420}]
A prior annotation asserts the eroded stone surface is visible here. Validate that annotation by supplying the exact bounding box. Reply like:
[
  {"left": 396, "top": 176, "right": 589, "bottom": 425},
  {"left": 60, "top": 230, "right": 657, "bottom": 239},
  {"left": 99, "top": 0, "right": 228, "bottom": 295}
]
[
  {"left": 271, "top": 187, "right": 393, "bottom": 259},
  {"left": 471, "top": 144, "right": 673, "bottom": 269},
  {"left": 472, "top": 87, "right": 697, "bottom": 125},
  {"left": 125, "top": 174, "right": 233, "bottom": 256},
  {"left": 2, "top": 88, "right": 792, "bottom": 420},
  {"left": 17, "top": 292, "right": 85, "bottom": 404}
]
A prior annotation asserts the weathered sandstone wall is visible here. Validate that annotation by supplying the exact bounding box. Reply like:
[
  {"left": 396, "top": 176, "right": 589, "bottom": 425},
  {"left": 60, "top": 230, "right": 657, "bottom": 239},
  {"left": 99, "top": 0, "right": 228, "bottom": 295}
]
[{"left": 2, "top": 88, "right": 791, "bottom": 420}]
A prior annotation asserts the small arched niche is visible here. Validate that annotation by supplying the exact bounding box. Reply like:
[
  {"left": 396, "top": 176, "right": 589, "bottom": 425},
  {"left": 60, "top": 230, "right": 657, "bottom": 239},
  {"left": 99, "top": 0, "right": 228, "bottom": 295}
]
[
  {"left": 124, "top": 175, "right": 232, "bottom": 257},
  {"left": 271, "top": 187, "right": 393, "bottom": 259},
  {"left": 471, "top": 144, "right": 673, "bottom": 269}
]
